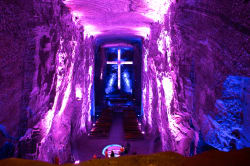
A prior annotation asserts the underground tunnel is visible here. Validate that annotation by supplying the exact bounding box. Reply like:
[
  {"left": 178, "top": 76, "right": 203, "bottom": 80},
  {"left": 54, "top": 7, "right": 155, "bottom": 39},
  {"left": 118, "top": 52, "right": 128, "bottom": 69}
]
[{"left": 0, "top": 0, "right": 249, "bottom": 165}]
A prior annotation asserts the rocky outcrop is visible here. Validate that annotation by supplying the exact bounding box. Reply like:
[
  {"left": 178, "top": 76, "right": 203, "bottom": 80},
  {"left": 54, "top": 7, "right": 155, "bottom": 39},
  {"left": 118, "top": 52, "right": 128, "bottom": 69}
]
[
  {"left": 0, "top": 0, "right": 94, "bottom": 163},
  {"left": 205, "top": 76, "right": 250, "bottom": 150},
  {"left": 142, "top": 0, "right": 249, "bottom": 156},
  {"left": 169, "top": 0, "right": 249, "bottom": 153},
  {"left": 0, "top": 0, "right": 33, "bottom": 146},
  {"left": 1, "top": 0, "right": 249, "bottom": 162}
]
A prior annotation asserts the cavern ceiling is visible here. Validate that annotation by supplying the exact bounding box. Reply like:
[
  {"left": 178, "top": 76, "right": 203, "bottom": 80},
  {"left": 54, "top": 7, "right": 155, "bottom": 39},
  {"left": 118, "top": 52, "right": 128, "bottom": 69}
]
[{"left": 63, "top": 0, "right": 170, "bottom": 37}]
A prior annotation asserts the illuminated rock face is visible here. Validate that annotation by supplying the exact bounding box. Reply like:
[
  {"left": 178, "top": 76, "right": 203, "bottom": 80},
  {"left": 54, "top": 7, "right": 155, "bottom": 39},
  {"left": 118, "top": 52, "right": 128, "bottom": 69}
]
[
  {"left": 0, "top": 0, "right": 249, "bottom": 162},
  {"left": 205, "top": 76, "right": 250, "bottom": 151},
  {"left": 165, "top": 0, "right": 249, "bottom": 154},
  {"left": 0, "top": 0, "right": 27, "bottom": 147},
  {"left": 27, "top": 2, "right": 94, "bottom": 163},
  {"left": 142, "top": 0, "right": 250, "bottom": 156},
  {"left": 142, "top": 22, "right": 199, "bottom": 156},
  {"left": 0, "top": 0, "right": 94, "bottom": 163}
]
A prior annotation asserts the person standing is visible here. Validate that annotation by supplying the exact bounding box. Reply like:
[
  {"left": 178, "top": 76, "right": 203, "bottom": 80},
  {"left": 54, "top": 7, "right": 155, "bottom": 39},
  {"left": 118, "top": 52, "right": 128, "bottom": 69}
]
[
  {"left": 110, "top": 150, "right": 115, "bottom": 157},
  {"left": 93, "top": 154, "right": 97, "bottom": 159},
  {"left": 126, "top": 142, "right": 131, "bottom": 154},
  {"left": 54, "top": 155, "right": 59, "bottom": 165},
  {"left": 119, "top": 146, "right": 125, "bottom": 156},
  {"left": 105, "top": 149, "right": 109, "bottom": 158}
]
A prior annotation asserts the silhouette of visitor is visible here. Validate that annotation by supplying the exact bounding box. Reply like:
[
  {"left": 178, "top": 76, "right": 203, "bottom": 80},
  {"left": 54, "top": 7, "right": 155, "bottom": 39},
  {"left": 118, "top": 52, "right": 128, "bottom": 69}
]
[
  {"left": 125, "top": 142, "right": 130, "bottom": 154},
  {"left": 105, "top": 149, "right": 108, "bottom": 158},
  {"left": 54, "top": 155, "right": 59, "bottom": 165},
  {"left": 111, "top": 150, "right": 115, "bottom": 157},
  {"left": 0, "top": 142, "right": 15, "bottom": 159},
  {"left": 119, "top": 146, "right": 125, "bottom": 156},
  {"left": 124, "top": 147, "right": 128, "bottom": 154}
]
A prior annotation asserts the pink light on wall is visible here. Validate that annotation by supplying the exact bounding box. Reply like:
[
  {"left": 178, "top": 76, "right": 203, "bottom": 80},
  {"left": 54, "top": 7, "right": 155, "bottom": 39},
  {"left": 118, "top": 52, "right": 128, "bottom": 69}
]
[
  {"left": 165, "top": 35, "right": 171, "bottom": 65},
  {"left": 40, "top": 37, "right": 65, "bottom": 138},
  {"left": 58, "top": 41, "right": 77, "bottom": 116},
  {"left": 133, "top": 27, "right": 151, "bottom": 38},
  {"left": 148, "top": 81, "right": 153, "bottom": 128},
  {"left": 58, "top": 81, "right": 72, "bottom": 116},
  {"left": 84, "top": 24, "right": 101, "bottom": 37},
  {"left": 87, "top": 65, "right": 93, "bottom": 123},
  {"left": 162, "top": 76, "right": 179, "bottom": 137},
  {"left": 141, "top": 12, "right": 176, "bottom": 151},
  {"left": 157, "top": 30, "right": 167, "bottom": 55},
  {"left": 40, "top": 38, "right": 76, "bottom": 142},
  {"left": 142, "top": 43, "right": 154, "bottom": 132},
  {"left": 142, "top": 80, "right": 153, "bottom": 132},
  {"left": 75, "top": 84, "right": 83, "bottom": 100},
  {"left": 42, "top": 108, "right": 55, "bottom": 137},
  {"left": 144, "top": 48, "right": 148, "bottom": 72},
  {"left": 71, "top": 11, "right": 83, "bottom": 25},
  {"left": 80, "top": 63, "right": 93, "bottom": 131},
  {"left": 144, "top": 0, "right": 173, "bottom": 23},
  {"left": 162, "top": 76, "right": 173, "bottom": 106},
  {"left": 57, "top": 38, "right": 66, "bottom": 88},
  {"left": 79, "top": 37, "right": 94, "bottom": 133}
]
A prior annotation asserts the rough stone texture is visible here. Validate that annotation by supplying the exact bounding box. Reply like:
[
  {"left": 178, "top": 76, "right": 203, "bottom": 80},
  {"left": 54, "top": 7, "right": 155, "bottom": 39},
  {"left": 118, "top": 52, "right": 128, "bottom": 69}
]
[
  {"left": 0, "top": 0, "right": 94, "bottom": 163},
  {"left": 0, "top": 0, "right": 249, "bottom": 162},
  {"left": 168, "top": 0, "right": 250, "bottom": 154},
  {"left": 25, "top": 1, "right": 94, "bottom": 163},
  {"left": 207, "top": 76, "right": 250, "bottom": 150},
  {"left": 0, "top": 0, "right": 35, "bottom": 145},
  {"left": 64, "top": 0, "right": 154, "bottom": 35},
  {"left": 142, "top": 22, "right": 199, "bottom": 156},
  {"left": 141, "top": 0, "right": 249, "bottom": 156}
]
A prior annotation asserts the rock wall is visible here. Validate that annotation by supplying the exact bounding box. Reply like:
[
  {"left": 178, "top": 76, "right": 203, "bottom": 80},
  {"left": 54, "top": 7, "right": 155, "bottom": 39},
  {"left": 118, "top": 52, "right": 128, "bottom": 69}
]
[
  {"left": 142, "top": 22, "right": 198, "bottom": 156},
  {"left": 169, "top": 0, "right": 250, "bottom": 152},
  {"left": 1, "top": 0, "right": 249, "bottom": 161},
  {"left": 142, "top": 1, "right": 198, "bottom": 156},
  {"left": 0, "top": 0, "right": 34, "bottom": 146},
  {"left": 142, "top": 0, "right": 249, "bottom": 156},
  {"left": 0, "top": 0, "right": 94, "bottom": 163}
]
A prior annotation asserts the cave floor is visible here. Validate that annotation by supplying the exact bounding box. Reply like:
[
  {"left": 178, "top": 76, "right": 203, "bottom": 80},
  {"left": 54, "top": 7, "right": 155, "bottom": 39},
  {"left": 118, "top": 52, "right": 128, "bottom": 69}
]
[{"left": 73, "top": 112, "right": 156, "bottom": 161}]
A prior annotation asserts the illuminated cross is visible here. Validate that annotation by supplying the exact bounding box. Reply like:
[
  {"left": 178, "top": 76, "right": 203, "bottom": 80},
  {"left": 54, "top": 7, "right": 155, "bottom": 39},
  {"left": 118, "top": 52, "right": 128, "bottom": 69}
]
[{"left": 107, "top": 49, "right": 133, "bottom": 89}]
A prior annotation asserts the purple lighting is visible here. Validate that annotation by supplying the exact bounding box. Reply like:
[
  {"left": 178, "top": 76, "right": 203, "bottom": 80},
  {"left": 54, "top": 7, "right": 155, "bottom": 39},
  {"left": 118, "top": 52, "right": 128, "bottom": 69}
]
[
  {"left": 84, "top": 24, "right": 101, "bottom": 37},
  {"left": 1, "top": 0, "right": 247, "bottom": 162},
  {"left": 74, "top": 160, "right": 80, "bottom": 165},
  {"left": 141, "top": 0, "right": 178, "bottom": 152},
  {"left": 144, "top": 0, "right": 173, "bottom": 23},
  {"left": 102, "top": 144, "right": 122, "bottom": 158},
  {"left": 75, "top": 84, "right": 83, "bottom": 100}
]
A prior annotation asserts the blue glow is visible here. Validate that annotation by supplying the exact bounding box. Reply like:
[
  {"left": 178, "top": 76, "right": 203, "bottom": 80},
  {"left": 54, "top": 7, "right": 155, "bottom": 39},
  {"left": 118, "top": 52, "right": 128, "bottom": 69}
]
[
  {"left": 120, "top": 47, "right": 133, "bottom": 52},
  {"left": 122, "top": 70, "right": 132, "bottom": 94},
  {"left": 102, "top": 144, "right": 122, "bottom": 157},
  {"left": 107, "top": 47, "right": 133, "bottom": 54},
  {"left": 105, "top": 73, "right": 117, "bottom": 94},
  {"left": 108, "top": 48, "right": 117, "bottom": 53},
  {"left": 205, "top": 75, "right": 250, "bottom": 151},
  {"left": 91, "top": 84, "right": 95, "bottom": 116}
]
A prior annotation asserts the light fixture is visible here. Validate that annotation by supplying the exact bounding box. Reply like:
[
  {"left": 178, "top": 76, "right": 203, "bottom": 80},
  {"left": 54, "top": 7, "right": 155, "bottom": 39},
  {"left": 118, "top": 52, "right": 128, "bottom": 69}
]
[{"left": 74, "top": 160, "right": 80, "bottom": 165}]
